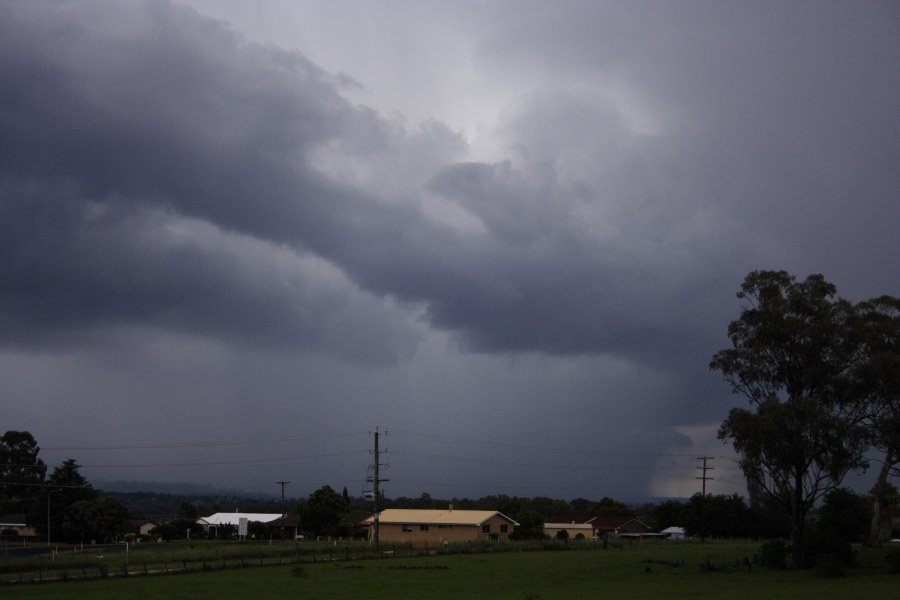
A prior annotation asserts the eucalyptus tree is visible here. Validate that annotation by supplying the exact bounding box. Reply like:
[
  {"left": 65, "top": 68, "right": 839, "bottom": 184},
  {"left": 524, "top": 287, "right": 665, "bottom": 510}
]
[
  {"left": 711, "top": 271, "right": 868, "bottom": 565},
  {"left": 0, "top": 430, "right": 46, "bottom": 514},
  {"left": 852, "top": 295, "right": 900, "bottom": 546}
]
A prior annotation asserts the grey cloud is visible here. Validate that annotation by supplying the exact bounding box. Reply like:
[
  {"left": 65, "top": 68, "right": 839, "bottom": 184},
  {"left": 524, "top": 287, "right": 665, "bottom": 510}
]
[
  {"left": 1, "top": 0, "right": 898, "bottom": 501},
  {"left": 1, "top": 0, "right": 727, "bottom": 368}
]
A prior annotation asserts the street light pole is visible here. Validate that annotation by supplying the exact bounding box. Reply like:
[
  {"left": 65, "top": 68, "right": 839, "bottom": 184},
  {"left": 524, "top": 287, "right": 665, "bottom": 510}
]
[{"left": 47, "top": 489, "right": 62, "bottom": 547}]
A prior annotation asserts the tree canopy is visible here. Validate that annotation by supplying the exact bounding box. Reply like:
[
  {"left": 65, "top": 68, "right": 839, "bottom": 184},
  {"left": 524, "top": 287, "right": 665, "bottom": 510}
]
[
  {"left": 711, "top": 270, "right": 869, "bottom": 565},
  {"left": 0, "top": 430, "right": 47, "bottom": 513}
]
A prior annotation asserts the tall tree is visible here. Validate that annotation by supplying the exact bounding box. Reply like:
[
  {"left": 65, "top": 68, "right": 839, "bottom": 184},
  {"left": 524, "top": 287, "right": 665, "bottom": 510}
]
[
  {"left": 711, "top": 271, "right": 868, "bottom": 566},
  {"left": 300, "top": 485, "right": 349, "bottom": 537},
  {"left": 0, "top": 431, "right": 47, "bottom": 514},
  {"left": 852, "top": 296, "right": 900, "bottom": 546},
  {"left": 62, "top": 496, "right": 129, "bottom": 544},
  {"left": 38, "top": 459, "right": 97, "bottom": 541}
]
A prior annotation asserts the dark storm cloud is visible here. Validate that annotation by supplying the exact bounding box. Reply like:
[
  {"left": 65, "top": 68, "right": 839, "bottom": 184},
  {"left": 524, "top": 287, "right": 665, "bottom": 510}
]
[
  {"left": 0, "top": 1, "right": 436, "bottom": 363},
  {"left": 0, "top": 0, "right": 706, "bottom": 370},
  {"left": 2, "top": 0, "right": 898, "bottom": 377}
]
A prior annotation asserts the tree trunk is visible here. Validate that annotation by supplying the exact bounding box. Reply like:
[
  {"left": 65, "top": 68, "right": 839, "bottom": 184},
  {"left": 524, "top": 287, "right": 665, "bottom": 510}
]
[
  {"left": 867, "top": 450, "right": 894, "bottom": 547},
  {"left": 791, "top": 471, "right": 805, "bottom": 567}
]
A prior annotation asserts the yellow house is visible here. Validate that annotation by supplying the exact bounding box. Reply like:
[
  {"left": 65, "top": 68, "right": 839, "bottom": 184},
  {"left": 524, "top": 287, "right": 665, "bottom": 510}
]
[{"left": 366, "top": 507, "right": 518, "bottom": 545}]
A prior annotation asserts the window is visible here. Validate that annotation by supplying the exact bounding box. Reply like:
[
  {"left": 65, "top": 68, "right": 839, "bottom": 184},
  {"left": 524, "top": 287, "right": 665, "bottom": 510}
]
[
  {"left": 500, "top": 524, "right": 508, "bottom": 534},
  {"left": 420, "top": 524, "right": 429, "bottom": 531},
  {"left": 402, "top": 524, "right": 412, "bottom": 532},
  {"left": 482, "top": 524, "right": 491, "bottom": 534}
]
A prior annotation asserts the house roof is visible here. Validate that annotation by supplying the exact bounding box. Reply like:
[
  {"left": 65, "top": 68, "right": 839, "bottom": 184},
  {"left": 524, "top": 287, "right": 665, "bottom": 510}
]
[
  {"left": 547, "top": 514, "right": 595, "bottom": 525},
  {"left": 198, "top": 513, "right": 283, "bottom": 526},
  {"left": 543, "top": 522, "right": 594, "bottom": 530},
  {"left": 268, "top": 515, "right": 301, "bottom": 527},
  {"left": 129, "top": 519, "right": 157, "bottom": 528},
  {"left": 367, "top": 509, "right": 519, "bottom": 527},
  {"left": 545, "top": 515, "right": 645, "bottom": 530},
  {"left": 661, "top": 526, "right": 685, "bottom": 534},
  {"left": 591, "top": 516, "right": 648, "bottom": 530}
]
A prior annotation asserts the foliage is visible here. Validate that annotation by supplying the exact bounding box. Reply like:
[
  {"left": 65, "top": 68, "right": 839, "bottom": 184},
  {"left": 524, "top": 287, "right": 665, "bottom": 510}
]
[
  {"left": 589, "top": 496, "right": 634, "bottom": 517},
  {"left": 801, "top": 527, "right": 853, "bottom": 575},
  {"left": 711, "top": 270, "right": 869, "bottom": 564},
  {"left": 758, "top": 539, "right": 788, "bottom": 569},
  {"left": 166, "top": 501, "right": 206, "bottom": 540},
  {"left": 39, "top": 459, "right": 98, "bottom": 541},
  {"left": 62, "top": 496, "right": 130, "bottom": 543},
  {"left": 817, "top": 488, "right": 871, "bottom": 545},
  {"left": 682, "top": 493, "right": 753, "bottom": 538},
  {"left": 299, "top": 485, "right": 349, "bottom": 537},
  {"left": 508, "top": 510, "right": 546, "bottom": 540},
  {"left": 851, "top": 296, "right": 900, "bottom": 546},
  {"left": 884, "top": 547, "right": 900, "bottom": 574},
  {"left": 248, "top": 520, "right": 270, "bottom": 539},
  {"left": 652, "top": 499, "right": 685, "bottom": 532},
  {"left": 0, "top": 430, "right": 47, "bottom": 514}
]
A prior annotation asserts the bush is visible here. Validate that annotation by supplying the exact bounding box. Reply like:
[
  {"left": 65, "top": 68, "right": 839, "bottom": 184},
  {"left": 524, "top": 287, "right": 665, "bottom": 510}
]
[
  {"left": 758, "top": 540, "right": 787, "bottom": 569},
  {"left": 884, "top": 547, "right": 900, "bottom": 574},
  {"left": 801, "top": 528, "right": 854, "bottom": 573}
]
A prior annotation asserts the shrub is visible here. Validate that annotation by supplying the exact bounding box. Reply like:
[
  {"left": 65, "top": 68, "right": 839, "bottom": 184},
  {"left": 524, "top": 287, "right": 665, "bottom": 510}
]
[
  {"left": 884, "top": 547, "right": 900, "bottom": 574},
  {"left": 758, "top": 539, "right": 787, "bottom": 569},
  {"left": 801, "top": 528, "right": 854, "bottom": 573}
]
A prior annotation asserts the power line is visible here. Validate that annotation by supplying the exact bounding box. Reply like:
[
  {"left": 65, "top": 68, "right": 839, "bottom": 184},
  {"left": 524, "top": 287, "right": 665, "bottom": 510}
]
[
  {"left": 390, "top": 428, "right": 719, "bottom": 459},
  {"left": 389, "top": 448, "right": 705, "bottom": 471},
  {"left": 41, "top": 430, "right": 368, "bottom": 452},
  {"left": 51, "top": 449, "right": 369, "bottom": 469},
  {"left": 697, "top": 456, "right": 715, "bottom": 543}
]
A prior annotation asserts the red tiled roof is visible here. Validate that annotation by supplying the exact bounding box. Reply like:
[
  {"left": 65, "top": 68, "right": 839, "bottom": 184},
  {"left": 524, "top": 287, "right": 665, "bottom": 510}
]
[{"left": 547, "top": 515, "right": 594, "bottom": 525}]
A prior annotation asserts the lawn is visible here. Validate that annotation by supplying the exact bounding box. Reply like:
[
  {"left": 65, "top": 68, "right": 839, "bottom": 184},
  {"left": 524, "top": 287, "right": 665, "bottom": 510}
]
[{"left": 3, "top": 541, "right": 897, "bottom": 599}]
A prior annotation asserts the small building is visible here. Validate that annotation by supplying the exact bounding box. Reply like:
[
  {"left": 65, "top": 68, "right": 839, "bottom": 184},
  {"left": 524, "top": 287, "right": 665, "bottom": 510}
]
[
  {"left": 128, "top": 519, "right": 159, "bottom": 536},
  {"left": 661, "top": 526, "right": 686, "bottom": 540},
  {"left": 197, "top": 512, "right": 282, "bottom": 538},
  {"left": 365, "top": 506, "right": 518, "bottom": 545},
  {"left": 0, "top": 514, "right": 37, "bottom": 539},
  {"left": 544, "top": 515, "right": 653, "bottom": 540},
  {"left": 267, "top": 514, "right": 302, "bottom": 540}
]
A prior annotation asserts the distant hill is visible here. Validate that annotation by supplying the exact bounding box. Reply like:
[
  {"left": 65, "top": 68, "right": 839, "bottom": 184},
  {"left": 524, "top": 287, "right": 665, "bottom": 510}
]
[
  {"left": 92, "top": 480, "right": 277, "bottom": 498},
  {"left": 91, "top": 481, "right": 287, "bottom": 518}
]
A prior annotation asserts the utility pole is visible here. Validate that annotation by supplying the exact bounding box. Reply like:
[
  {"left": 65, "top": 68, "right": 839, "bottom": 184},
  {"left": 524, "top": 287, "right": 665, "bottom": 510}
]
[
  {"left": 276, "top": 481, "right": 290, "bottom": 517},
  {"left": 696, "top": 456, "right": 714, "bottom": 543},
  {"left": 368, "top": 428, "right": 389, "bottom": 550}
]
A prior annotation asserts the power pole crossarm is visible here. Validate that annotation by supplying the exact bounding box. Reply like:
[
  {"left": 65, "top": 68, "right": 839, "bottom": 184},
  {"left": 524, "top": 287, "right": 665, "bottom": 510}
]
[
  {"left": 276, "top": 481, "right": 290, "bottom": 517},
  {"left": 368, "top": 428, "right": 389, "bottom": 550},
  {"left": 696, "top": 456, "right": 714, "bottom": 543}
]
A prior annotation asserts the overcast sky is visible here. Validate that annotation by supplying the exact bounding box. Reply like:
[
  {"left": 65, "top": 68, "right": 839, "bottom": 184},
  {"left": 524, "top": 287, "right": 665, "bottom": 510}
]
[{"left": 2, "top": 0, "right": 897, "bottom": 503}]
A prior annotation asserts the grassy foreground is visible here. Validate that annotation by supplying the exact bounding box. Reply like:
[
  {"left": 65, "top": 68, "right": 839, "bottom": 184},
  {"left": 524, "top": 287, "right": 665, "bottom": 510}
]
[{"left": 3, "top": 541, "right": 897, "bottom": 599}]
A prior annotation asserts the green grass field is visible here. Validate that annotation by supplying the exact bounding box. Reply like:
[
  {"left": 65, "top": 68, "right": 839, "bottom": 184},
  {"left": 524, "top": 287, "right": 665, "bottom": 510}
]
[{"left": 3, "top": 541, "right": 898, "bottom": 599}]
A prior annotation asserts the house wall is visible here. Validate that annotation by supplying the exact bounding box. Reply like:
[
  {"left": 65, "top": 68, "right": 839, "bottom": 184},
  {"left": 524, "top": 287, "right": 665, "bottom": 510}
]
[
  {"left": 374, "top": 515, "right": 515, "bottom": 545},
  {"left": 543, "top": 525, "right": 594, "bottom": 540},
  {"left": 619, "top": 521, "right": 651, "bottom": 534}
]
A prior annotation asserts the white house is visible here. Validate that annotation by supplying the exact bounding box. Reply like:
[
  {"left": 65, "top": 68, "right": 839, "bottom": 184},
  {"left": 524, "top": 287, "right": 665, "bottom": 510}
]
[
  {"left": 197, "top": 512, "right": 282, "bottom": 537},
  {"left": 661, "top": 526, "right": 686, "bottom": 540}
]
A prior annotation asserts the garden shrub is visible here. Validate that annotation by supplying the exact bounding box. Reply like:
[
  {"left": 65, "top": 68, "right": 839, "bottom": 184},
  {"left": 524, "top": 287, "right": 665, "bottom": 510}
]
[
  {"left": 884, "top": 547, "right": 900, "bottom": 574},
  {"left": 758, "top": 539, "right": 787, "bottom": 569},
  {"left": 801, "top": 528, "right": 854, "bottom": 573}
]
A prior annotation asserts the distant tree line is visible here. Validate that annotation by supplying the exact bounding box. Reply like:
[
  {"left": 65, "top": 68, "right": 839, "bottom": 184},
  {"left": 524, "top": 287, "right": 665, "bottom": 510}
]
[{"left": 0, "top": 431, "right": 129, "bottom": 544}]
